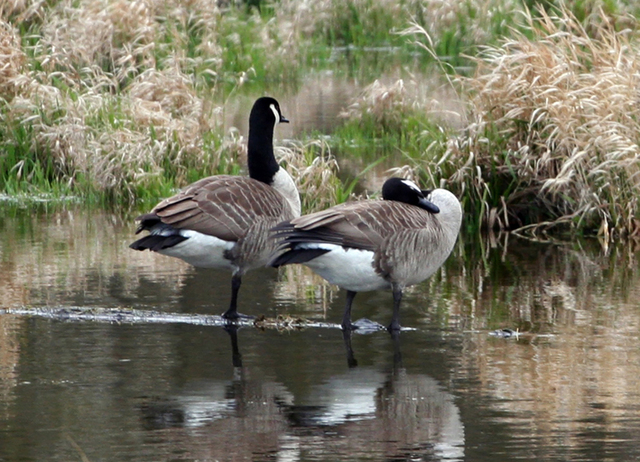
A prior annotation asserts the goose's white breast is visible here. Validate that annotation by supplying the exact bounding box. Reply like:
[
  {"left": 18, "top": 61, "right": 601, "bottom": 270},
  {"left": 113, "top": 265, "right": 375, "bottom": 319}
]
[
  {"left": 158, "top": 230, "right": 236, "bottom": 270},
  {"left": 300, "top": 244, "right": 390, "bottom": 292}
]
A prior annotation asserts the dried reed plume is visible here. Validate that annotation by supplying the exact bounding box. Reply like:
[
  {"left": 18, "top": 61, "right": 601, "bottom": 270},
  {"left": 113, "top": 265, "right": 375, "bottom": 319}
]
[
  {"left": 0, "top": 21, "right": 26, "bottom": 99},
  {"left": 428, "top": 6, "right": 640, "bottom": 238}
]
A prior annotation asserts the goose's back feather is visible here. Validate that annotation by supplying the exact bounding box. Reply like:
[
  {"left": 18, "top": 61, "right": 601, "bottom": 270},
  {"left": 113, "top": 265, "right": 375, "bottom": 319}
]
[
  {"left": 274, "top": 200, "right": 439, "bottom": 252},
  {"left": 147, "top": 175, "right": 296, "bottom": 242}
]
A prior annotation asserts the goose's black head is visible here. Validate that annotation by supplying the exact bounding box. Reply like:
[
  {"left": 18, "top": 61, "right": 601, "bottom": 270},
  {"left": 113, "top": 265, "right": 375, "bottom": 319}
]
[
  {"left": 382, "top": 178, "right": 440, "bottom": 214},
  {"left": 250, "top": 96, "right": 289, "bottom": 128},
  {"left": 248, "top": 97, "right": 289, "bottom": 184}
]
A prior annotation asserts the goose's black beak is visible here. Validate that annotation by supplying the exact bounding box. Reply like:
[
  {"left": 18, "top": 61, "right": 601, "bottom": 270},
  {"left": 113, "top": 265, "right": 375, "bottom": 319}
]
[
  {"left": 280, "top": 116, "right": 290, "bottom": 124},
  {"left": 418, "top": 197, "right": 440, "bottom": 214}
]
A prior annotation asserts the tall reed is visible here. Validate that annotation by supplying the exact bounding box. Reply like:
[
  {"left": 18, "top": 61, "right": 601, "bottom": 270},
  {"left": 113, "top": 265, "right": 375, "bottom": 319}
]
[{"left": 413, "top": 6, "right": 640, "bottom": 238}]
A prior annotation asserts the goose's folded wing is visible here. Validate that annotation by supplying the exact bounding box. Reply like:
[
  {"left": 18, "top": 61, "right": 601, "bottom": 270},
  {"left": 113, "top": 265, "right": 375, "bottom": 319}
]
[
  {"left": 153, "top": 176, "right": 292, "bottom": 242},
  {"left": 274, "top": 201, "right": 433, "bottom": 251}
]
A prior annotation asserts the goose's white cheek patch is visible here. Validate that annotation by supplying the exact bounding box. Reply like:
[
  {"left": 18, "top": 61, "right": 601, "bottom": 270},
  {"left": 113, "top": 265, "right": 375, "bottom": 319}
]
[
  {"left": 270, "top": 104, "right": 280, "bottom": 124},
  {"left": 401, "top": 179, "right": 421, "bottom": 193}
]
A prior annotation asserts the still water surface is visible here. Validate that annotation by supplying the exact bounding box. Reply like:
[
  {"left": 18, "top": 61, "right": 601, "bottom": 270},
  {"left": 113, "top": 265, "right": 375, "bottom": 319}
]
[{"left": 1, "top": 208, "right": 640, "bottom": 461}]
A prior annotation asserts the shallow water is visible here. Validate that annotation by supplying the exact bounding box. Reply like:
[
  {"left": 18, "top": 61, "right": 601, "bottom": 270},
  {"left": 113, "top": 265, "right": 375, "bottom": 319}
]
[{"left": 1, "top": 208, "right": 640, "bottom": 461}]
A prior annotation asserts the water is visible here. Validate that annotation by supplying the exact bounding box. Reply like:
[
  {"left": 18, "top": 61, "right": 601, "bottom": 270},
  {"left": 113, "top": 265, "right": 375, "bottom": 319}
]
[{"left": 1, "top": 207, "right": 640, "bottom": 461}]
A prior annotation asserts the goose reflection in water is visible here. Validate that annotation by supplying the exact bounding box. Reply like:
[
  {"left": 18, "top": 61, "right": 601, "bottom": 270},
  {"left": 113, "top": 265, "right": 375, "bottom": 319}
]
[{"left": 139, "top": 326, "right": 465, "bottom": 461}]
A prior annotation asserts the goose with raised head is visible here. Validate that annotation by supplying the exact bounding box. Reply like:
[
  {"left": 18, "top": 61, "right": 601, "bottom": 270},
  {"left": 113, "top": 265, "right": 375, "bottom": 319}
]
[
  {"left": 269, "top": 177, "right": 461, "bottom": 331},
  {"left": 130, "top": 97, "right": 300, "bottom": 320}
]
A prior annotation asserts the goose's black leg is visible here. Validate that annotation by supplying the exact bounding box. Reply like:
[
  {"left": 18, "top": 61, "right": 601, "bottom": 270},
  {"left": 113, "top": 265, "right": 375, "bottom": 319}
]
[
  {"left": 222, "top": 274, "right": 253, "bottom": 320},
  {"left": 387, "top": 284, "right": 403, "bottom": 332},
  {"left": 341, "top": 290, "right": 358, "bottom": 331},
  {"left": 342, "top": 329, "right": 358, "bottom": 368}
]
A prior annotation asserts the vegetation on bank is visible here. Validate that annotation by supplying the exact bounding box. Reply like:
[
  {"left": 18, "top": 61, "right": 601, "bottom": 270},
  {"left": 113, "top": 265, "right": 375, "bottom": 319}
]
[
  {"left": 1, "top": 0, "right": 640, "bottom": 237},
  {"left": 440, "top": 6, "right": 640, "bottom": 238}
]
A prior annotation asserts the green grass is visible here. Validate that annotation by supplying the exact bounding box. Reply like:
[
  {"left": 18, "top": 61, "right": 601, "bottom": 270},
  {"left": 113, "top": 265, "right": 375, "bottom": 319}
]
[{"left": 333, "top": 113, "right": 450, "bottom": 160}]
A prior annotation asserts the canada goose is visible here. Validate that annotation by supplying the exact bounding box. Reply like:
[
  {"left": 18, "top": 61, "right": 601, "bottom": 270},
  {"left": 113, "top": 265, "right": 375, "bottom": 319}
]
[
  {"left": 269, "top": 177, "right": 462, "bottom": 331},
  {"left": 130, "top": 97, "right": 300, "bottom": 320}
]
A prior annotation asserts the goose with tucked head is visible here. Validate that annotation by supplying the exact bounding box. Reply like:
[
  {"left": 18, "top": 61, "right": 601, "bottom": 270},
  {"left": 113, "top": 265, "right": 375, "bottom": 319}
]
[
  {"left": 131, "top": 97, "right": 300, "bottom": 320},
  {"left": 269, "top": 177, "right": 461, "bottom": 331}
]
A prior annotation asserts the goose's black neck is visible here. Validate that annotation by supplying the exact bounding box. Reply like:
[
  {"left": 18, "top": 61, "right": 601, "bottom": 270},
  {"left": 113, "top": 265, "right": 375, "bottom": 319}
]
[{"left": 248, "top": 111, "right": 279, "bottom": 185}]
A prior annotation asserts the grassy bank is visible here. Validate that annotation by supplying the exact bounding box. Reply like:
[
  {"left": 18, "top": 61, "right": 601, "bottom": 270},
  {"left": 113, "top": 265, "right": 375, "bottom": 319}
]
[
  {"left": 1, "top": 1, "right": 640, "bottom": 237},
  {"left": 427, "top": 6, "right": 640, "bottom": 238},
  {"left": 0, "top": 0, "right": 525, "bottom": 209},
  {"left": 337, "top": 3, "right": 640, "bottom": 238}
]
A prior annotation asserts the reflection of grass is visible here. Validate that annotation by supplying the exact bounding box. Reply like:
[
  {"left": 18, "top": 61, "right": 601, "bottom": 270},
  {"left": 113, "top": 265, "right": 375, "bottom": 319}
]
[{"left": 0, "top": 207, "right": 193, "bottom": 309}]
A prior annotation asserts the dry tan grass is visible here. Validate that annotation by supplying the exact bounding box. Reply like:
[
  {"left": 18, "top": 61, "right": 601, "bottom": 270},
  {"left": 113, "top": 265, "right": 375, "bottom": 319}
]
[
  {"left": 423, "top": 6, "right": 640, "bottom": 238},
  {"left": 277, "top": 0, "right": 404, "bottom": 37},
  {"left": 0, "top": 0, "right": 228, "bottom": 199},
  {"left": 0, "top": 0, "right": 46, "bottom": 22},
  {"left": 276, "top": 0, "right": 520, "bottom": 44},
  {"left": 11, "top": 0, "right": 640, "bottom": 237},
  {"left": 0, "top": 0, "right": 329, "bottom": 202},
  {"left": 403, "top": 0, "right": 523, "bottom": 51},
  {"left": 0, "top": 21, "right": 27, "bottom": 100},
  {"left": 339, "top": 76, "right": 467, "bottom": 132},
  {"left": 276, "top": 139, "right": 342, "bottom": 213},
  {"left": 37, "top": 0, "right": 154, "bottom": 86},
  {"left": 340, "top": 79, "right": 412, "bottom": 133}
]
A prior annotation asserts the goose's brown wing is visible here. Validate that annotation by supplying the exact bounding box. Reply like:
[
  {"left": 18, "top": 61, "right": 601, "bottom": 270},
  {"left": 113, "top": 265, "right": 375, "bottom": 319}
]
[
  {"left": 149, "top": 175, "right": 293, "bottom": 242},
  {"left": 275, "top": 200, "right": 433, "bottom": 251}
]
